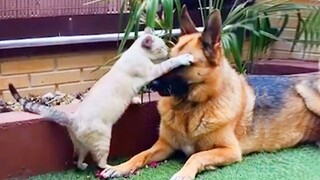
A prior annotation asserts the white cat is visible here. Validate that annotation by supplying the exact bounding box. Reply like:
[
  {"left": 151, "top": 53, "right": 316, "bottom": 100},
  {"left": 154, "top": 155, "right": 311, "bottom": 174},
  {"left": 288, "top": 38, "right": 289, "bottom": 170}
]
[{"left": 8, "top": 27, "right": 194, "bottom": 170}]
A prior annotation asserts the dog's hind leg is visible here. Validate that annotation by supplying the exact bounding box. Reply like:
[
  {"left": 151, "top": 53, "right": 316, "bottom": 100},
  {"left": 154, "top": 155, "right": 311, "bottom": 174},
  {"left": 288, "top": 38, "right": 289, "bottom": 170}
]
[
  {"left": 295, "top": 80, "right": 320, "bottom": 116},
  {"left": 296, "top": 80, "right": 320, "bottom": 147}
]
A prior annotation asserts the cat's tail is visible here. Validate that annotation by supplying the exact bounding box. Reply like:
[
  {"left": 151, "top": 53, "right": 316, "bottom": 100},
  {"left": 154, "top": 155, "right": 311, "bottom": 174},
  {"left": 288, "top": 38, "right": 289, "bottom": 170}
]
[{"left": 8, "top": 83, "right": 72, "bottom": 127}]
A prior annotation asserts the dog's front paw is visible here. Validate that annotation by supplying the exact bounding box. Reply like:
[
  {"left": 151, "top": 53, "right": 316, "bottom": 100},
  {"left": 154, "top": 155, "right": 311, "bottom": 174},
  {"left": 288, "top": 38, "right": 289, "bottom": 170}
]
[
  {"left": 100, "top": 164, "right": 135, "bottom": 179},
  {"left": 176, "top": 54, "right": 194, "bottom": 66},
  {"left": 170, "top": 170, "right": 196, "bottom": 180}
]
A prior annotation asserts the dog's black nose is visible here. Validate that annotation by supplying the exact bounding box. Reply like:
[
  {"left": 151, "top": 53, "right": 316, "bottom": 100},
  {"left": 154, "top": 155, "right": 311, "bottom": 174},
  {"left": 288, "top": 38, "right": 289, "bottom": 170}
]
[
  {"left": 147, "top": 79, "right": 172, "bottom": 96},
  {"left": 148, "top": 80, "right": 161, "bottom": 91}
]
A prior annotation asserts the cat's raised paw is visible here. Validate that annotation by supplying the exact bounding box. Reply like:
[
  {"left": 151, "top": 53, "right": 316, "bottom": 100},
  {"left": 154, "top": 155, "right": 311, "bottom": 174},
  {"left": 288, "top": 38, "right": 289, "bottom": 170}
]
[{"left": 177, "top": 54, "right": 194, "bottom": 66}]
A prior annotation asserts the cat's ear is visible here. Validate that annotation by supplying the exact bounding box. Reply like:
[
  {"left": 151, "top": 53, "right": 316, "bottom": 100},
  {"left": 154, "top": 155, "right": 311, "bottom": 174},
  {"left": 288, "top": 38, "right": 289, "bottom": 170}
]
[
  {"left": 141, "top": 36, "right": 154, "bottom": 49},
  {"left": 144, "top": 27, "right": 154, "bottom": 34}
]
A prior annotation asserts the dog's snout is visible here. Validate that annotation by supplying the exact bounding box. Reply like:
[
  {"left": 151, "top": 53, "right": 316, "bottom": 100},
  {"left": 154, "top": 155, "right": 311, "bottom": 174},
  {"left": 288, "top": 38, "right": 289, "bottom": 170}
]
[
  {"left": 148, "top": 80, "right": 161, "bottom": 91},
  {"left": 147, "top": 79, "right": 172, "bottom": 96}
]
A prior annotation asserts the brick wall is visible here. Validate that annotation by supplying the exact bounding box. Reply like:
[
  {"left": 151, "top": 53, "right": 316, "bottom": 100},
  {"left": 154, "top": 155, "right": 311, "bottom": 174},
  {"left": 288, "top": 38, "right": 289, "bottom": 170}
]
[
  {"left": 259, "top": 0, "right": 320, "bottom": 61},
  {"left": 0, "top": 50, "right": 116, "bottom": 101}
]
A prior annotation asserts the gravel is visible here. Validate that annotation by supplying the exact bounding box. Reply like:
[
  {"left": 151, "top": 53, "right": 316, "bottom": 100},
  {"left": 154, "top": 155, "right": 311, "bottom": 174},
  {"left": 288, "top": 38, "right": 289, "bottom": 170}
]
[
  {"left": 0, "top": 88, "right": 89, "bottom": 113},
  {"left": 0, "top": 87, "right": 153, "bottom": 113}
]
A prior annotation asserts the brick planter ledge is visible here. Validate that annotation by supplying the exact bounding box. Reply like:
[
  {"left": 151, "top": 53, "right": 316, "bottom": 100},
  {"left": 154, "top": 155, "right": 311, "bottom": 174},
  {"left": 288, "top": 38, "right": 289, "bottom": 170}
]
[
  {"left": 0, "top": 59, "right": 318, "bottom": 179},
  {"left": 0, "top": 94, "right": 161, "bottom": 179}
]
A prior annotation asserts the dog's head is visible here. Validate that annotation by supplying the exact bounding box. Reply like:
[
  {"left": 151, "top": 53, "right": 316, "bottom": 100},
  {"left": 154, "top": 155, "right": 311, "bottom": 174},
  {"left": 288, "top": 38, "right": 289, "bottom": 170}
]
[{"left": 149, "top": 6, "right": 226, "bottom": 102}]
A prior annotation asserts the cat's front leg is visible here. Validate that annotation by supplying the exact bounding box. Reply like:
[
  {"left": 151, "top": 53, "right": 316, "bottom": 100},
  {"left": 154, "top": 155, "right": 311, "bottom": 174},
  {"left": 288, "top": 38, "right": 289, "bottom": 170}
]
[
  {"left": 147, "top": 53, "right": 194, "bottom": 81},
  {"left": 169, "top": 53, "right": 194, "bottom": 67}
]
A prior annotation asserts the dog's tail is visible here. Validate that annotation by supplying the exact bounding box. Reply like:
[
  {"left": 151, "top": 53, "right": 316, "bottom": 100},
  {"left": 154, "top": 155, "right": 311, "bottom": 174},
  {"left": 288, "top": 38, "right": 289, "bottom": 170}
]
[{"left": 8, "top": 83, "right": 72, "bottom": 127}]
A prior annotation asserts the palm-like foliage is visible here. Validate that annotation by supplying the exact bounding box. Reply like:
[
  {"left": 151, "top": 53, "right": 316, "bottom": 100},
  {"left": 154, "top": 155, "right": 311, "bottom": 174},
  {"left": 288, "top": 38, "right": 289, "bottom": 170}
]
[
  {"left": 87, "top": 0, "right": 320, "bottom": 73},
  {"left": 217, "top": 0, "right": 320, "bottom": 73}
]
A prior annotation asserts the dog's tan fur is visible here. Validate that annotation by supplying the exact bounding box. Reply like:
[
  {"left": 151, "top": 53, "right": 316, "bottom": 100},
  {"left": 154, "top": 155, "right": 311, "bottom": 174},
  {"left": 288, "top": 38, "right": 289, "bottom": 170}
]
[{"left": 101, "top": 7, "right": 320, "bottom": 180}]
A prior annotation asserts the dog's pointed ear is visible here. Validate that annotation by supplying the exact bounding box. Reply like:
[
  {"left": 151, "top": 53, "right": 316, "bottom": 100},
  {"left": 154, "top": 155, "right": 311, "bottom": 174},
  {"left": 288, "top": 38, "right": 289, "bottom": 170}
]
[
  {"left": 180, "top": 5, "right": 198, "bottom": 34},
  {"left": 201, "top": 9, "right": 222, "bottom": 64}
]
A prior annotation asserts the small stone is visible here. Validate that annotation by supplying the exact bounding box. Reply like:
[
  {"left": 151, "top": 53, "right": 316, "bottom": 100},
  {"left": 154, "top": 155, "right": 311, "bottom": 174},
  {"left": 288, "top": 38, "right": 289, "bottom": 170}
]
[
  {"left": 0, "top": 99, "right": 5, "bottom": 106},
  {"left": 71, "top": 99, "right": 81, "bottom": 104},
  {"left": 82, "top": 93, "right": 89, "bottom": 99},
  {"left": 42, "top": 92, "right": 55, "bottom": 102},
  {"left": 6, "top": 101, "right": 13, "bottom": 105},
  {"left": 55, "top": 91, "right": 65, "bottom": 96},
  {"left": 0, "top": 88, "right": 89, "bottom": 114}
]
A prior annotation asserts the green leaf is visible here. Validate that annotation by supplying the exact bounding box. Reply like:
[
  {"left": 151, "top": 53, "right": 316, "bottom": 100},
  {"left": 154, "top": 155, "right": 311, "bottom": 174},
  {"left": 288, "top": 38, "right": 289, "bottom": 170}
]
[
  {"left": 174, "top": 0, "right": 181, "bottom": 17},
  {"left": 277, "top": 13, "right": 289, "bottom": 37},
  {"left": 118, "top": 1, "right": 147, "bottom": 54},
  {"left": 291, "top": 11, "right": 304, "bottom": 52},
  {"left": 229, "top": 34, "right": 245, "bottom": 73},
  {"left": 146, "top": 0, "right": 159, "bottom": 29},
  {"left": 218, "top": 0, "right": 225, "bottom": 11},
  {"left": 162, "top": 0, "right": 174, "bottom": 37},
  {"left": 223, "top": 24, "right": 260, "bottom": 36},
  {"left": 104, "top": 0, "right": 320, "bottom": 73}
]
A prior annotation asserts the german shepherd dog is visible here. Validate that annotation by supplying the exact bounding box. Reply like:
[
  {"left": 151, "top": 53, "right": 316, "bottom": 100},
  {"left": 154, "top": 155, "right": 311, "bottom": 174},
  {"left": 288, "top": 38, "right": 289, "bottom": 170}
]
[{"left": 100, "top": 6, "right": 320, "bottom": 180}]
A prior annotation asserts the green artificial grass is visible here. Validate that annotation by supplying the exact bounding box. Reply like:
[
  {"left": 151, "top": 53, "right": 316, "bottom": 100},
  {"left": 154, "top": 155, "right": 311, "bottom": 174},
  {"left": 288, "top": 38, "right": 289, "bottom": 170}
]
[{"left": 30, "top": 145, "right": 320, "bottom": 180}]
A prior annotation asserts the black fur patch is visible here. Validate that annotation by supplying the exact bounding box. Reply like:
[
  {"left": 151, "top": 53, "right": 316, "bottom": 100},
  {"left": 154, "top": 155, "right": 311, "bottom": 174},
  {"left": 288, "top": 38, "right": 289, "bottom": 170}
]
[{"left": 247, "top": 75, "right": 294, "bottom": 110}]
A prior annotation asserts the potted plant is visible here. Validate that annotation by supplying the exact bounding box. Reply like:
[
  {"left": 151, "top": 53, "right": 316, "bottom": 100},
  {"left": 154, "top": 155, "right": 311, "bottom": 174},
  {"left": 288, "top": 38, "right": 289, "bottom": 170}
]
[{"left": 90, "top": 0, "right": 319, "bottom": 74}]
